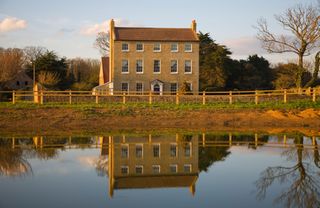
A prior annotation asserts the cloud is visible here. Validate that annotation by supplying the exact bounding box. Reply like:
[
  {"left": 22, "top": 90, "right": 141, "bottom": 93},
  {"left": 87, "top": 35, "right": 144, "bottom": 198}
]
[
  {"left": 80, "top": 18, "right": 136, "bottom": 36},
  {"left": 222, "top": 36, "right": 264, "bottom": 56},
  {"left": 0, "top": 17, "right": 27, "bottom": 33}
]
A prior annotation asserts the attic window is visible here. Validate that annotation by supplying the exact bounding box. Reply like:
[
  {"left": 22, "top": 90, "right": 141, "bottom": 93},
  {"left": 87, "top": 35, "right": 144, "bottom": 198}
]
[
  {"left": 25, "top": 81, "right": 28, "bottom": 85},
  {"left": 16, "top": 81, "right": 20, "bottom": 86}
]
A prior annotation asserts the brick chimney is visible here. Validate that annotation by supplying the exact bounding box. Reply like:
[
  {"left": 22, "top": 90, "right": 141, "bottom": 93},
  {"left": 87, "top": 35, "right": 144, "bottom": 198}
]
[
  {"left": 109, "top": 19, "right": 114, "bottom": 36},
  {"left": 191, "top": 20, "right": 197, "bottom": 32}
]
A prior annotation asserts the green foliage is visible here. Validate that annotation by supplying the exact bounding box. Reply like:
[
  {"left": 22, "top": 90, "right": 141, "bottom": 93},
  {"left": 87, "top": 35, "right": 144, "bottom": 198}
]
[
  {"left": 25, "top": 50, "right": 68, "bottom": 89},
  {"left": 272, "top": 63, "right": 312, "bottom": 89},
  {"left": 198, "top": 33, "right": 274, "bottom": 91},
  {"left": 237, "top": 55, "right": 273, "bottom": 90},
  {"left": 199, "top": 32, "right": 232, "bottom": 91},
  {"left": 178, "top": 81, "right": 191, "bottom": 94},
  {"left": 198, "top": 134, "right": 231, "bottom": 172},
  {"left": 68, "top": 58, "right": 99, "bottom": 90}
]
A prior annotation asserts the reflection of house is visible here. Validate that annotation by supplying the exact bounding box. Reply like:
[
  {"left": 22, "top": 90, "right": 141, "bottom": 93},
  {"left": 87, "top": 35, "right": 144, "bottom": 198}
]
[
  {"left": 103, "top": 134, "right": 199, "bottom": 197},
  {"left": 95, "top": 19, "right": 199, "bottom": 94},
  {"left": 3, "top": 71, "right": 32, "bottom": 90}
]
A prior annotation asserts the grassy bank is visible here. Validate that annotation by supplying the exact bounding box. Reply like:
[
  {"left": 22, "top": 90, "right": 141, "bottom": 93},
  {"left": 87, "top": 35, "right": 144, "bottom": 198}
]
[
  {"left": 1, "top": 100, "right": 320, "bottom": 135},
  {"left": 1, "top": 100, "right": 320, "bottom": 112}
]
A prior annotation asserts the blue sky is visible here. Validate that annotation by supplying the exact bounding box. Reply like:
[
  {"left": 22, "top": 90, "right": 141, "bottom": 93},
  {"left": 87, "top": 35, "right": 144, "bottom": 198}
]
[{"left": 0, "top": 0, "right": 317, "bottom": 63}]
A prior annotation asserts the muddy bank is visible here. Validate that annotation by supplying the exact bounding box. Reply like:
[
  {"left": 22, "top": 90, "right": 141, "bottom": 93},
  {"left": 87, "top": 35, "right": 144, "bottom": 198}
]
[{"left": 0, "top": 107, "right": 320, "bottom": 136}]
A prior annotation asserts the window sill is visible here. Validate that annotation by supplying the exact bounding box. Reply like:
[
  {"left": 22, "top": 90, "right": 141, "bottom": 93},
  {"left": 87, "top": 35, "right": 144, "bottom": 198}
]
[{"left": 121, "top": 72, "right": 129, "bottom": 74}]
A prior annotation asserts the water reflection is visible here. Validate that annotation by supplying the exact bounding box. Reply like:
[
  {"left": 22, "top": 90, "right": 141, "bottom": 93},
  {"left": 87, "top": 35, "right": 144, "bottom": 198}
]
[
  {"left": 255, "top": 135, "right": 320, "bottom": 208},
  {"left": 0, "top": 132, "right": 319, "bottom": 207}
]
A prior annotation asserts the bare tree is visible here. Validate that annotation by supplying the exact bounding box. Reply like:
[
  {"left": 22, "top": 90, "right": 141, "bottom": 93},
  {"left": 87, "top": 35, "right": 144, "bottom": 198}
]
[
  {"left": 94, "top": 32, "right": 109, "bottom": 56},
  {"left": 23, "top": 46, "right": 46, "bottom": 65},
  {"left": 0, "top": 48, "right": 24, "bottom": 86},
  {"left": 256, "top": 4, "right": 320, "bottom": 88},
  {"left": 255, "top": 136, "right": 320, "bottom": 208}
]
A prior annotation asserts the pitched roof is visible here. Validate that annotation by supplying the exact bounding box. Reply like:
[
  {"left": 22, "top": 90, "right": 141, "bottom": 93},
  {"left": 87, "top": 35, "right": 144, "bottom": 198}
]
[{"left": 114, "top": 27, "right": 199, "bottom": 42}]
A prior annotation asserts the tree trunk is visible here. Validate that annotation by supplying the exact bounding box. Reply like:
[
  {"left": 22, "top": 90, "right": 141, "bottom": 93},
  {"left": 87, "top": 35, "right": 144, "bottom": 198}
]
[
  {"left": 295, "top": 54, "right": 304, "bottom": 88},
  {"left": 305, "top": 51, "right": 320, "bottom": 87}
]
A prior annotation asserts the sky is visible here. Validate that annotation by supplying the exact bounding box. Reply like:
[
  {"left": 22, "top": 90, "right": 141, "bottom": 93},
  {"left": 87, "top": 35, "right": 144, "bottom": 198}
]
[{"left": 0, "top": 0, "right": 317, "bottom": 63}]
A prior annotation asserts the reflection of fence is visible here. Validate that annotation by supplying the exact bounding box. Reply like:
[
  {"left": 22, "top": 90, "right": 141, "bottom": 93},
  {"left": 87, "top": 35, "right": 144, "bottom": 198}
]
[
  {"left": 0, "top": 87, "right": 319, "bottom": 105},
  {"left": 2, "top": 134, "right": 320, "bottom": 149}
]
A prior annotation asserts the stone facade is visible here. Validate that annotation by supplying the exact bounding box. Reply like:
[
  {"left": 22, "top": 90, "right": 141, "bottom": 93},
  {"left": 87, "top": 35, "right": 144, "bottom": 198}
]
[{"left": 108, "top": 19, "right": 199, "bottom": 94}]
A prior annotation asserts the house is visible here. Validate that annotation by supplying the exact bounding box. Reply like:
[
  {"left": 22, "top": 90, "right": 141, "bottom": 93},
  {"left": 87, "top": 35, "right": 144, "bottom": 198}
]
[
  {"left": 3, "top": 70, "right": 32, "bottom": 90},
  {"left": 101, "top": 134, "right": 199, "bottom": 197},
  {"left": 97, "top": 19, "right": 199, "bottom": 94}
]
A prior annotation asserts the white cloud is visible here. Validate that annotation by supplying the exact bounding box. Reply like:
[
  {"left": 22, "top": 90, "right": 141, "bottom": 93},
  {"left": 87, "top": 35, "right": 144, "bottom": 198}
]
[
  {"left": 222, "top": 36, "right": 264, "bottom": 56},
  {"left": 80, "top": 18, "right": 136, "bottom": 36},
  {"left": 0, "top": 17, "right": 27, "bottom": 33}
]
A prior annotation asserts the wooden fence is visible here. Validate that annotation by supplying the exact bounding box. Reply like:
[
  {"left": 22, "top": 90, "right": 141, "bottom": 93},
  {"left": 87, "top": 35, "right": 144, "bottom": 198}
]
[{"left": 0, "top": 87, "right": 319, "bottom": 105}]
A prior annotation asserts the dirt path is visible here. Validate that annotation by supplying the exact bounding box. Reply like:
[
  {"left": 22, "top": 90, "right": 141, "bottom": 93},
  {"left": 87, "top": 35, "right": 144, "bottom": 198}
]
[{"left": 0, "top": 107, "right": 320, "bottom": 135}]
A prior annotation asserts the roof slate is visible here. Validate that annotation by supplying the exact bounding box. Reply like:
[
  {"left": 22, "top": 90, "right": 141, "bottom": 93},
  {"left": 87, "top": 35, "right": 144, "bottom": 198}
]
[{"left": 114, "top": 27, "right": 199, "bottom": 42}]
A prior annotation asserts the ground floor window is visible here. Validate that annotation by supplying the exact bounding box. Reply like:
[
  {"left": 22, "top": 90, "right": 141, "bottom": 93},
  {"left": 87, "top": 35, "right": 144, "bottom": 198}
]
[
  {"left": 136, "top": 82, "right": 143, "bottom": 93},
  {"left": 135, "top": 165, "right": 143, "bottom": 174},
  {"left": 153, "top": 144, "right": 160, "bottom": 158},
  {"left": 170, "top": 143, "right": 178, "bottom": 157},
  {"left": 170, "top": 83, "right": 178, "bottom": 94},
  {"left": 170, "top": 164, "right": 178, "bottom": 173},
  {"left": 184, "top": 164, "right": 192, "bottom": 173},
  {"left": 121, "top": 82, "right": 129, "bottom": 92},
  {"left": 121, "top": 166, "right": 129, "bottom": 175},
  {"left": 152, "top": 165, "right": 160, "bottom": 174}
]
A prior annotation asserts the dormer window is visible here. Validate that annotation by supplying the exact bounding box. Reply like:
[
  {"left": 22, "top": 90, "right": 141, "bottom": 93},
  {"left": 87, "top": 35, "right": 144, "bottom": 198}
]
[
  {"left": 122, "top": 43, "right": 129, "bottom": 51},
  {"left": 136, "top": 43, "right": 144, "bottom": 51}
]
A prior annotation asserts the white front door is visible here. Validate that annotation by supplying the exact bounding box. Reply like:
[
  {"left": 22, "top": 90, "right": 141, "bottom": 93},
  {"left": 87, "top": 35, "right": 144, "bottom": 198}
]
[{"left": 151, "top": 81, "right": 163, "bottom": 95}]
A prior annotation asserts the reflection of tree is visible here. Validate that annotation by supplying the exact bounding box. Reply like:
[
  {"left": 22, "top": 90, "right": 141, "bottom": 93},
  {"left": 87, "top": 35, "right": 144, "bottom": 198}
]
[
  {"left": 95, "top": 156, "right": 108, "bottom": 177},
  {"left": 255, "top": 136, "right": 320, "bottom": 208},
  {"left": 199, "top": 135, "right": 231, "bottom": 172},
  {"left": 0, "top": 148, "right": 32, "bottom": 177},
  {"left": 314, "top": 139, "right": 319, "bottom": 168}
]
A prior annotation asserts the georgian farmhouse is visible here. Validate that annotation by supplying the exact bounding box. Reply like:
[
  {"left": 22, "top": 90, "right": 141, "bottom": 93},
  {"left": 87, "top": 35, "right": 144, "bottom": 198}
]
[{"left": 98, "top": 19, "right": 199, "bottom": 94}]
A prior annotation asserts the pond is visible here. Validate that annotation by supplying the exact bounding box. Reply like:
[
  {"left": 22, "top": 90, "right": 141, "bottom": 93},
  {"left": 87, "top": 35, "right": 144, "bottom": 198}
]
[{"left": 0, "top": 132, "right": 319, "bottom": 208}]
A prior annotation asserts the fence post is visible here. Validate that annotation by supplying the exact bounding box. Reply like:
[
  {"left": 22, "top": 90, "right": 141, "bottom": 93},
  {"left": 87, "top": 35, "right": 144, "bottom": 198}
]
[
  {"left": 12, "top": 90, "right": 15, "bottom": 104},
  {"left": 255, "top": 90, "right": 259, "bottom": 105},
  {"left": 176, "top": 92, "right": 179, "bottom": 105},
  {"left": 95, "top": 93, "right": 99, "bottom": 104},
  {"left": 69, "top": 90, "right": 72, "bottom": 104},
  {"left": 229, "top": 91, "right": 233, "bottom": 104},
  {"left": 122, "top": 93, "right": 126, "bottom": 104},
  {"left": 149, "top": 91, "right": 152, "bottom": 104},
  {"left": 255, "top": 133, "right": 258, "bottom": 147},
  {"left": 40, "top": 91, "right": 43, "bottom": 105},
  {"left": 202, "top": 91, "right": 206, "bottom": 105},
  {"left": 284, "top": 89, "right": 287, "bottom": 103},
  {"left": 312, "top": 88, "right": 316, "bottom": 102}
]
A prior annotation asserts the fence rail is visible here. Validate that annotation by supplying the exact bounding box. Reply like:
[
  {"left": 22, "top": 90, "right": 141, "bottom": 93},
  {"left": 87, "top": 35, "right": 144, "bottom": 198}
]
[{"left": 0, "top": 87, "right": 319, "bottom": 105}]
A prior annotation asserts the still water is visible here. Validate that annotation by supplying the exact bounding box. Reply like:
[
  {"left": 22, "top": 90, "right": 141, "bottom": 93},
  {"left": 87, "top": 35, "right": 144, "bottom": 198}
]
[{"left": 0, "top": 132, "right": 319, "bottom": 208}]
